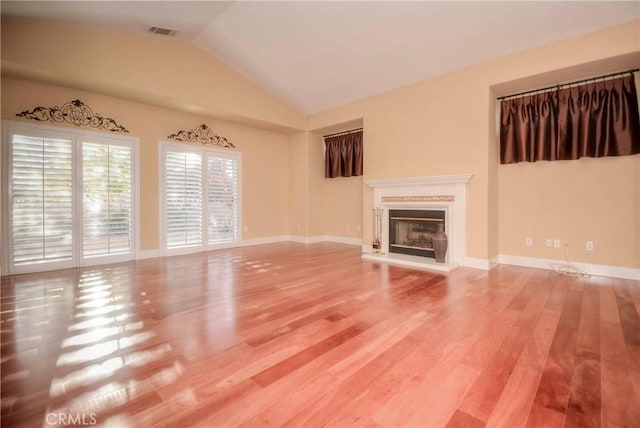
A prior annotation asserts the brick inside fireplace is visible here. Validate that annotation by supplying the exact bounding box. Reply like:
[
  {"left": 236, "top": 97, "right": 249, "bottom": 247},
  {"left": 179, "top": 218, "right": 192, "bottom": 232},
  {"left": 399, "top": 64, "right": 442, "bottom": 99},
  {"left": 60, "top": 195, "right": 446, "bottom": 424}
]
[{"left": 388, "top": 209, "right": 445, "bottom": 259}]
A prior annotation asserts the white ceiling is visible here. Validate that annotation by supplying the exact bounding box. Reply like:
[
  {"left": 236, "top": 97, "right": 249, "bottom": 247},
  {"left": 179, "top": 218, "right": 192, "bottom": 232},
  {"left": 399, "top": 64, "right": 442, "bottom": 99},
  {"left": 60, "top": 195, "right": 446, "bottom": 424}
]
[{"left": 2, "top": 1, "right": 639, "bottom": 114}]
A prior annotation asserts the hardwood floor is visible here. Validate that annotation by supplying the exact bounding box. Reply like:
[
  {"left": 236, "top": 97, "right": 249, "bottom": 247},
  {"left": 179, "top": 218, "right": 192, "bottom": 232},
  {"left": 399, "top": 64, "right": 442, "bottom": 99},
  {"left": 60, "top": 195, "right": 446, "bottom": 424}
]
[{"left": 1, "top": 242, "right": 638, "bottom": 427}]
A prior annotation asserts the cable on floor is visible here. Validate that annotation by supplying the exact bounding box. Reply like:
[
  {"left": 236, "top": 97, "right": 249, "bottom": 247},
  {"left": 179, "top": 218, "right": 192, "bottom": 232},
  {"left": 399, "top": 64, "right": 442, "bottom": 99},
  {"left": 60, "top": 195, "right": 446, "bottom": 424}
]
[{"left": 549, "top": 244, "right": 591, "bottom": 278}]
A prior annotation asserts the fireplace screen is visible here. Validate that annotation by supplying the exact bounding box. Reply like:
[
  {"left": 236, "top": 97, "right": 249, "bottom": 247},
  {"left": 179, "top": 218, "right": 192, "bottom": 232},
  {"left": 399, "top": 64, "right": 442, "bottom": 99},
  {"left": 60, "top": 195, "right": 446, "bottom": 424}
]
[{"left": 388, "top": 209, "right": 445, "bottom": 258}]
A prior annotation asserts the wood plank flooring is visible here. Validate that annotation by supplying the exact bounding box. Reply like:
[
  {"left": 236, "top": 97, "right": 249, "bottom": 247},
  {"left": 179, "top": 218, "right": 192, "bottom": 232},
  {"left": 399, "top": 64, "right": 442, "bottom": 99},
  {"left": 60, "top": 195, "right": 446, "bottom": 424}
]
[{"left": 1, "top": 242, "right": 638, "bottom": 427}]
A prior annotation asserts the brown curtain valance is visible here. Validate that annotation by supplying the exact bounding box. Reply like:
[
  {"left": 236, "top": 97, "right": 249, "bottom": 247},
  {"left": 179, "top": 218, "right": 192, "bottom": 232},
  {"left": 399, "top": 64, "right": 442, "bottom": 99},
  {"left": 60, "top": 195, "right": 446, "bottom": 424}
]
[
  {"left": 324, "top": 130, "right": 363, "bottom": 178},
  {"left": 500, "top": 74, "right": 640, "bottom": 164}
]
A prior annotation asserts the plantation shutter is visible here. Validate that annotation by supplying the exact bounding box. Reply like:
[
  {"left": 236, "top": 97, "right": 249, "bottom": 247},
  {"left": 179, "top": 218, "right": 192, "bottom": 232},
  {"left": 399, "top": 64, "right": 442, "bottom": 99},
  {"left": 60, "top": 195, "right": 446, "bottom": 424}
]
[
  {"left": 82, "top": 142, "right": 133, "bottom": 257},
  {"left": 11, "top": 133, "right": 74, "bottom": 267},
  {"left": 165, "top": 150, "right": 203, "bottom": 248},
  {"left": 207, "top": 156, "right": 239, "bottom": 244},
  {"left": 4, "top": 123, "right": 137, "bottom": 274},
  {"left": 161, "top": 142, "right": 240, "bottom": 253}
]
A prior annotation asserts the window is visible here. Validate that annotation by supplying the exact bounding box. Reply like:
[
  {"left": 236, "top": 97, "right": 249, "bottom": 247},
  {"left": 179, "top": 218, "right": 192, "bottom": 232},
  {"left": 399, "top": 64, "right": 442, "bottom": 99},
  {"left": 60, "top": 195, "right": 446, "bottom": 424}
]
[
  {"left": 499, "top": 73, "right": 640, "bottom": 164},
  {"left": 2, "top": 123, "right": 138, "bottom": 275},
  {"left": 82, "top": 139, "right": 133, "bottom": 257},
  {"left": 323, "top": 129, "right": 363, "bottom": 178},
  {"left": 160, "top": 141, "right": 241, "bottom": 254}
]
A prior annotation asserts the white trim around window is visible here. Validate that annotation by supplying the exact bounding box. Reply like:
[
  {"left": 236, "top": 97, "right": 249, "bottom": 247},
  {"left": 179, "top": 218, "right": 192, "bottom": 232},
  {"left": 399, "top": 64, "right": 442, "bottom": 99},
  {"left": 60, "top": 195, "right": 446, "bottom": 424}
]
[
  {"left": 159, "top": 140, "right": 242, "bottom": 257},
  {"left": 1, "top": 120, "right": 139, "bottom": 275}
]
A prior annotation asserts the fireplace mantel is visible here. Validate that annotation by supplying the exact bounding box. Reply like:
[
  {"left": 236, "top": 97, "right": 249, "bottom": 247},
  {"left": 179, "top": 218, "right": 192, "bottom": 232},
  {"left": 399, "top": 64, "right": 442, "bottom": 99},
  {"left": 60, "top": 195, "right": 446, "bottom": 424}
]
[
  {"left": 364, "top": 174, "right": 473, "bottom": 188},
  {"left": 363, "top": 174, "right": 473, "bottom": 273}
]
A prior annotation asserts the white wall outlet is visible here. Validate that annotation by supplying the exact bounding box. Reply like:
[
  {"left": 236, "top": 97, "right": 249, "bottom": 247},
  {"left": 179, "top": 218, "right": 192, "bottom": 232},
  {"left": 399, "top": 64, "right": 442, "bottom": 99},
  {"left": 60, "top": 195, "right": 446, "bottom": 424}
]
[
  {"left": 554, "top": 239, "right": 561, "bottom": 248},
  {"left": 243, "top": 225, "right": 249, "bottom": 233},
  {"left": 586, "top": 241, "right": 594, "bottom": 251},
  {"left": 346, "top": 224, "right": 351, "bottom": 230},
  {"left": 525, "top": 237, "right": 533, "bottom": 247},
  {"left": 297, "top": 223, "right": 301, "bottom": 231},
  {"left": 545, "top": 238, "right": 553, "bottom": 248},
  {"left": 356, "top": 224, "right": 361, "bottom": 232}
]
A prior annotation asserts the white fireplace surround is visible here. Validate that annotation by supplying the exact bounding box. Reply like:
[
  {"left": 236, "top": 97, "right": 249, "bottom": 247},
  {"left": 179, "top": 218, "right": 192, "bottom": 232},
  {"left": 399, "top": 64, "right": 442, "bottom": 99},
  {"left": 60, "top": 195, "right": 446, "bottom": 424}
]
[{"left": 363, "top": 174, "right": 473, "bottom": 272}]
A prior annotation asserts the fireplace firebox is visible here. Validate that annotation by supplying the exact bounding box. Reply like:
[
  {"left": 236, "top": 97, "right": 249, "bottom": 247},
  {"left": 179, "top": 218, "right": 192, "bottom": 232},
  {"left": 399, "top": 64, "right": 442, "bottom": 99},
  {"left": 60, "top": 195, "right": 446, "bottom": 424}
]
[{"left": 388, "top": 209, "right": 445, "bottom": 258}]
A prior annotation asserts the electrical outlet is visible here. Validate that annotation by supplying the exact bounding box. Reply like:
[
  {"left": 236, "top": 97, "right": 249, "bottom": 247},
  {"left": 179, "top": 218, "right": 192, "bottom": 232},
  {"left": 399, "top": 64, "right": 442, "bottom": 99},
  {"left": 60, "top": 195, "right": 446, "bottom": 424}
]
[
  {"left": 525, "top": 237, "right": 533, "bottom": 247},
  {"left": 243, "top": 225, "right": 249, "bottom": 233},
  {"left": 554, "top": 239, "right": 561, "bottom": 248},
  {"left": 356, "top": 225, "right": 361, "bottom": 232},
  {"left": 346, "top": 224, "right": 351, "bottom": 231},
  {"left": 545, "top": 238, "right": 553, "bottom": 248},
  {"left": 586, "top": 241, "right": 594, "bottom": 251}
]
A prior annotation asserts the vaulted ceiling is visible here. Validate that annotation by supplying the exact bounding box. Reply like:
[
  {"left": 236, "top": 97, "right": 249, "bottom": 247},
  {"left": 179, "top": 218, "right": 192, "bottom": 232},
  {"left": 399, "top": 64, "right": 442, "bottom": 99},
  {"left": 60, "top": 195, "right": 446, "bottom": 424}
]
[{"left": 2, "top": 1, "right": 638, "bottom": 114}]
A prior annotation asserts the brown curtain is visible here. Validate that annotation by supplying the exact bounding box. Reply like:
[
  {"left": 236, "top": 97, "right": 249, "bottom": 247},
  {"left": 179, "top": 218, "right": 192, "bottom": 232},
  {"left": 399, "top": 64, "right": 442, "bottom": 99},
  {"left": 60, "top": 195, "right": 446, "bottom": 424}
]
[
  {"left": 500, "top": 74, "right": 640, "bottom": 164},
  {"left": 324, "top": 130, "right": 363, "bottom": 178},
  {"left": 500, "top": 91, "right": 559, "bottom": 164},
  {"left": 558, "top": 75, "right": 640, "bottom": 160}
]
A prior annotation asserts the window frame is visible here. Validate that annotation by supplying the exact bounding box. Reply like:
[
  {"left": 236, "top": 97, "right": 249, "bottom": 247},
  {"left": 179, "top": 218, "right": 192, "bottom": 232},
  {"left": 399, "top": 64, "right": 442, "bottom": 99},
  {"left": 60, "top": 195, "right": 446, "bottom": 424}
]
[
  {"left": 159, "top": 140, "right": 242, "bottom": 256},
  {"left": 1, "top": 120, "right": 140, "bottom": 275}
]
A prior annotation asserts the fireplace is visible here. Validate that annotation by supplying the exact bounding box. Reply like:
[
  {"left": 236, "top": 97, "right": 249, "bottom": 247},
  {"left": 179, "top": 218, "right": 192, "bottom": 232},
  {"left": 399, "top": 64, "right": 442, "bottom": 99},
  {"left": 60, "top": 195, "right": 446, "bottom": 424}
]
[
  {"left": 388, "top": 209, "right": 444, "bottom": 259},
  {"left": 363, "top": 174, "right": 473, "bottom": 272}
]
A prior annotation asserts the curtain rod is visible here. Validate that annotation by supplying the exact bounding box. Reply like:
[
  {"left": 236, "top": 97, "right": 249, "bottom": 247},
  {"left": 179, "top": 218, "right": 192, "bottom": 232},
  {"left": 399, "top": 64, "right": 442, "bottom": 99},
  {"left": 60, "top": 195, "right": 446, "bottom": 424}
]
[
  {"left": 323, "top": 128, "right": 363, "bottom": 138},
  {"left": 497, "top": 68, "right": 639, "bottom": 101}
]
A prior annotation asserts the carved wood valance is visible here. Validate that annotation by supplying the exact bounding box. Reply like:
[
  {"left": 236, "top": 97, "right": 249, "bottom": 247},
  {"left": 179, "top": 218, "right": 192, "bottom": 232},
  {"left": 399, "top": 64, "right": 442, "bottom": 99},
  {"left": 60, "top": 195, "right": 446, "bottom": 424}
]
[
  {"left": 16, "top": 99, "right": 129, "bottom": 133},
  {"left": 167, "top": 124, "right": 234, "bottom": 148}
]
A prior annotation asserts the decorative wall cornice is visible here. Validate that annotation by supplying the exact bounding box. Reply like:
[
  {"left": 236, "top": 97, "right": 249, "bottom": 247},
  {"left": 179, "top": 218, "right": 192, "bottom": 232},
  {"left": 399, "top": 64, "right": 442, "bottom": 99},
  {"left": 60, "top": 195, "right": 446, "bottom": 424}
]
[
  {"left": 167, "top": 124, "right": 235, "bottom": 148},
  {"left": 16, "top": 99, "right": 129, "bottom": 133}
]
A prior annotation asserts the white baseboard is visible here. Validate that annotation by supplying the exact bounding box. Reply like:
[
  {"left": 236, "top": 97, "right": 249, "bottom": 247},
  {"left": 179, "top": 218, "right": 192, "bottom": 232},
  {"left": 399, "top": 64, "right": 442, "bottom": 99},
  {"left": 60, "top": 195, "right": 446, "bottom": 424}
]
[
  {"left": 240, "top": 235, "right": 290, "bottom": 247},
  {"left": 323, "top": 235, "right": 363, "bottom": 246},
  {"left": 499, "top": 254, "right": 640, "bottom": 281},
  {"left": 288, "top": 235, "right": 324, "bottom": 244},
  {"left": 133, "top": 235, "right": 360, "bottom": 262},
  {"left": 463, "top": 257, "right": 497, "bottom": 270},
  {"left": 289, "top": 235, "right": 311, "bottom": 244},
  {"left": 290, "top": 235, "right": 362, "bottom": 246}
]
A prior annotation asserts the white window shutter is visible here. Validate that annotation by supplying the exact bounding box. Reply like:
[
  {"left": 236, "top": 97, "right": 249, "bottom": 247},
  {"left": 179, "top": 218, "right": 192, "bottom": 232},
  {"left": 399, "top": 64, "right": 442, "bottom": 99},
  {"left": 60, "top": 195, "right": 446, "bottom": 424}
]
[
  {"left": 162, "top": 142, "right": 241, "bottom": 253},
  {"left": 5, "top": 124, "right": 137, "bottom": 274},
  {"left": 11, "top": 134, "right": 74, "bottom": 266},
  {"left": 165, "top": 150, "right": 203, "bottom": 248},
  {"left": 207, "top": 156, "right": 239, "bottom": 244},
  {"left": 82, "top": 142, "right": 133, "bottom": 257}
]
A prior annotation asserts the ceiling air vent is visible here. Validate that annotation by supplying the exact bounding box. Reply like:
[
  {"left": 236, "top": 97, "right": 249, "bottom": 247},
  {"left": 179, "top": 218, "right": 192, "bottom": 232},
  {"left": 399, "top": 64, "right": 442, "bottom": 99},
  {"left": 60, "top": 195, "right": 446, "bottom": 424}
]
[{"left": 148, "top": 26, "right": 176, "bottom": 36}]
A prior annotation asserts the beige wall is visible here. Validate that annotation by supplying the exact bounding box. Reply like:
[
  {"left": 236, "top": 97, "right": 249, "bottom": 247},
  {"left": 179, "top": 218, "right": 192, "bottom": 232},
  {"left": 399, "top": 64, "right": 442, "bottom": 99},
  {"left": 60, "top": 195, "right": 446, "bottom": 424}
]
[
  {"left": 308, "top": 19, "right": 640, "bottom": 268},
  {"left": 320, "top": 175, "right": 363, "bottom": 239},
  {"left": 1, "top": 77, "right": 291, "bottom": 250},
  {"left": 1, "top": 17, "right": 306, "bottom": 132},
  {"left": 499, "top": 157, "right": 639, "bottom": 267},
  {"left": 307, "top": 132, "right": 326, "bottom": 237},
  {"left": 287, "top": 130, "right": 363, "bottom": 241},
  {"left": 308, "top": 132, "right": 363, "bottom": 239},
  {"left": 288, "top": 132, "right": 310, "bottom": 237}
]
